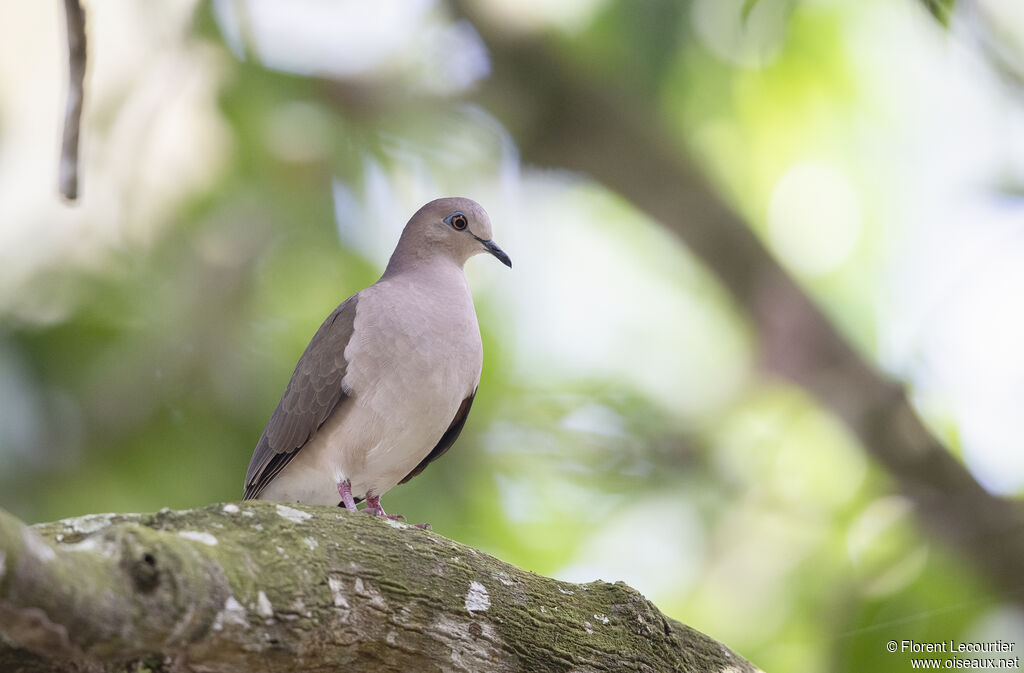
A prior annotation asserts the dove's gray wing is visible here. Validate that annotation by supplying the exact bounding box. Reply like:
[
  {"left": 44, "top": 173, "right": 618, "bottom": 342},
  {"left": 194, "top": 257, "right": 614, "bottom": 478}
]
[
  {"left": 243, "top": 295, "right": 358, "bottom": 500},
  {"left": 399, "top": 390, "right": 476, "bottom": 485}
]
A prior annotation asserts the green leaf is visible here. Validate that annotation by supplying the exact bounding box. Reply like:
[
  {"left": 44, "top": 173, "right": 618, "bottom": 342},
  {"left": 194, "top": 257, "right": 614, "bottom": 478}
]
[
  {"left": 921, "top": 0, "right": 956, "bottom": 27},
  {"left": 741, "top": 0, "right": 761, "bottom": 25}
]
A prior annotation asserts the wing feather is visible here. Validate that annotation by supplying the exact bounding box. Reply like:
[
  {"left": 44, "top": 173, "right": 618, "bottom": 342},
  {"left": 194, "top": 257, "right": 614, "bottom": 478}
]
[{"left": 243, "top": 295, "right": 359, "bottom": 499}]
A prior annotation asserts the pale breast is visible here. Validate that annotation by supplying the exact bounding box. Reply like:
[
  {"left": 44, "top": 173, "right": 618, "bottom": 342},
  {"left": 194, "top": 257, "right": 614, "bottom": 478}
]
[
  {"left": 347, "top": 273, "right": 482, "bottom": 401},
  {"left": 271, "top": 270, "right": 481, "bottom": 502}
]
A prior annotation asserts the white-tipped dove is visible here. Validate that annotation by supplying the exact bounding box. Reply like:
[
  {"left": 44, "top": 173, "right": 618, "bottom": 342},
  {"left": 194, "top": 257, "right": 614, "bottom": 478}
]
[{"left": 243, "top": 197, "right": 511, "bottom": 524}]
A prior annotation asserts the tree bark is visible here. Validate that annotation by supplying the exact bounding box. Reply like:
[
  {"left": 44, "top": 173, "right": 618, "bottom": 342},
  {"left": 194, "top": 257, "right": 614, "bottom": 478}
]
[
  {"left": 450, "top": 3, "right": 1024, "bottom": 606},
  {"left": 0, "top": 502, "right": 760, "bottom": 673}
]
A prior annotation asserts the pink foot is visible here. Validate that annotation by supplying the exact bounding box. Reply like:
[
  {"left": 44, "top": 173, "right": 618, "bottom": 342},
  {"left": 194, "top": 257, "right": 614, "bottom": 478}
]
[
  {"left": 363, "top": 495, "right": 431, "bottom": 527},
  {"left": 337, "top": 479, "right": 358, "bottom": 512},
  {"left": 362, "top": 494, "right": 405, "bottom": 520}
]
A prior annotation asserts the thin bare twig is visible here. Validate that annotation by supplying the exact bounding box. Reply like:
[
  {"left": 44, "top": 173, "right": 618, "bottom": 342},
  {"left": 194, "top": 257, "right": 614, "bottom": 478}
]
[{"left": 59, "top": 0, "right": 86, "bottom": 201}]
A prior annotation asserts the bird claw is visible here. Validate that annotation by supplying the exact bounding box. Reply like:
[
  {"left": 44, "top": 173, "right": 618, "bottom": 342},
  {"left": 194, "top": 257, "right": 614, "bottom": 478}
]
[
  {"left": 356, "top": 493, "right": 429, "bottom": 528},
  {"left": 361, "top": 508, "right": 405, "bottom": 521},
  {"left": 364, "top": 509, "right": 432, "bottom": 529}
]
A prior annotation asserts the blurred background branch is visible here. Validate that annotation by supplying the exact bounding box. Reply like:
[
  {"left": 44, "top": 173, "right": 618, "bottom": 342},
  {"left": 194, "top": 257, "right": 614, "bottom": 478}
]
[{"left": 451, "top": 0, "right": 1024, "bottom": 605}]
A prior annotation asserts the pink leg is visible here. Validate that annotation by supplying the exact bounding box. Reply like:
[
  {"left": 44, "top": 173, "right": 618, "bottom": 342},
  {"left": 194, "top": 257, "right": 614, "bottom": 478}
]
[{"left": 337, "top": 479, "right": 358, "bottom": 512}]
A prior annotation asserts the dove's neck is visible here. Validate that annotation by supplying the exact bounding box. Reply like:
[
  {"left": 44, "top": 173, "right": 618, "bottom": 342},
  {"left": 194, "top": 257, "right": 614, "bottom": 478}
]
[{"left": 381, "top": 228, "right": 466, "bottom": 280}]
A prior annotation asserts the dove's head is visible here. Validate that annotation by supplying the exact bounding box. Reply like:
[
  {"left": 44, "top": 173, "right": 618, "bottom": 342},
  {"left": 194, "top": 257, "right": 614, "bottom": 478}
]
[{"left": 385, "top": 197, "right": 512, "bottom": 275}]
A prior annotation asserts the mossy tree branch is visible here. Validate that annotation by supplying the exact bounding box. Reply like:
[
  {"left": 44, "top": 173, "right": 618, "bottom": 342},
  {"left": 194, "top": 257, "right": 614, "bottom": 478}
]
[{"left": 0, "top": 502, "right": 760, "bottom": 672}]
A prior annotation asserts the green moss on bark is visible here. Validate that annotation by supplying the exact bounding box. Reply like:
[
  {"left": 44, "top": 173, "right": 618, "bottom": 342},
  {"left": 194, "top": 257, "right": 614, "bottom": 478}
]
[{"left": 1, "top": 503, "right": 760, "bottom": 672}]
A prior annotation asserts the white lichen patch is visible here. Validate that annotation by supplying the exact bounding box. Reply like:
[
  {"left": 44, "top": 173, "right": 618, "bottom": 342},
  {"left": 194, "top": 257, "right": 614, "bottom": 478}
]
[
  {"left": 353, "top": 577, "right": 388, "bottom": 610},
  {"left": 583, "top": 621, "right": 594, "bottom": 634},
  {"left": 395, "top": 605, "right": 414, "bottom": 625},
  {"left": 383, "top": 518, "right": 407, "bottom": 529},
  {"left": 434, "top": 615, "right": 503, "bottom": 668},
  {"left": 178, "top": 531, "right": 218, "bottom": 546},
  {"left": 58, "top": 512, "right": 115, "bottom": 535},
  {"left": 275, "top": 504, "right": 311, "bottom": 523},
  {"left": 303, "top": 536, "right": 319, "bottom": 550},
  {"left": 212, "top": 596, "right": 248, "bottom": 631},
  {"left": 557, "top": 586, "right": 575, "bottom": 595},
  {"left": 23, "top": 530, "right": 56, "bottom": 562},
  {"left": 328, "top": 576, "right": 350, "bottom": 608},
  {"left": 256, "top": 591, "right": 274, "bottom": 618},
  {"left": 241, "top": 510, "right": 254, "bottom": 517},
  {"left": 494, "top": 571, "right": 516, "bottom": 586},
  {"left": 465, "top": 581, "right": 490, "bottom": 613},
  {"left": 287, "top": 598, "right": 312, "bottom": 618},
  {"left": 222, "top": 503, "right": 240, "bottom": 514},
  {"left": 594, "top": 613, "right": 610, "bottom": 624},
  {"left": 65, "top": 537, "right": 108, "bottom": 555}
]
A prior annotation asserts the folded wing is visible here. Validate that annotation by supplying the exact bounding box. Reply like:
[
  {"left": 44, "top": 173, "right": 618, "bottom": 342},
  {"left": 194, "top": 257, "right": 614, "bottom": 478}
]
[{"left": 243, "top": 296, "right": 358, "bottom": 499}]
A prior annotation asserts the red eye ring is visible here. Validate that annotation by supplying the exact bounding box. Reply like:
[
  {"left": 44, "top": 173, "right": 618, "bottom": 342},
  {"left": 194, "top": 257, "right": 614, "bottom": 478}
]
[{"left": 449, "top": 212, "right": 468, "bottom": 230}]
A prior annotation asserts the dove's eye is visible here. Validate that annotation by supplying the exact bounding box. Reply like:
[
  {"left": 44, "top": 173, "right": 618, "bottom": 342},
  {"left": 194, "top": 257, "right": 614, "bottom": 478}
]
[{"left": 447, "top": 212, "right": 468, "bottom": 230}]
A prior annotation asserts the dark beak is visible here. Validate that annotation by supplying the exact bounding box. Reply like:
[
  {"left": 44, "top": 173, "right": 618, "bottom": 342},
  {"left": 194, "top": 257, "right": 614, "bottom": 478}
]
[{"left": 479, "top": 238, "right": 512, "bottom": 268}]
